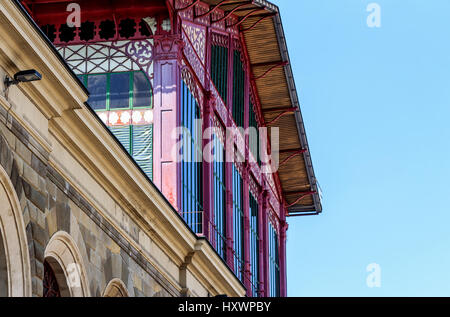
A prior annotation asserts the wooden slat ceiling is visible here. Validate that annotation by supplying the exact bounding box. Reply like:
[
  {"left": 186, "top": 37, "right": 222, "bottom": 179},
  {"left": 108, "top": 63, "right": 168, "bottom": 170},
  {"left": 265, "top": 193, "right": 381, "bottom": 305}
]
[{"left": 204, "top": 0, "right": 321, "bottom": 215}]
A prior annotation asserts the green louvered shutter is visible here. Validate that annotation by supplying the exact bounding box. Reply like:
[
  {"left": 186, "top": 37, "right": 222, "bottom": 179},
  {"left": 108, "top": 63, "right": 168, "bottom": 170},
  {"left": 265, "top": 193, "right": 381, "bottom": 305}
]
[
  {"left": 233, "top": 50, "right": 245, "bottom": 128},
  {"left": 132, "top": 125, "right": 153, "bottom": 180},
  {"left": 109, "top": 126, "right": 131, "bottom": 154},
  {"left": 211, "top": 44, "right": 229, "bottom": 105}
]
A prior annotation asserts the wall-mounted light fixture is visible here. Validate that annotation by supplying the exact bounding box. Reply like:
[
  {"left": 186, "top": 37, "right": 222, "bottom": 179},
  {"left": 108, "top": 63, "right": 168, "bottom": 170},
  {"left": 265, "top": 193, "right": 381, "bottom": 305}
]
[{"left": 4, "top": 70, "right": 42, "bottom": 89}]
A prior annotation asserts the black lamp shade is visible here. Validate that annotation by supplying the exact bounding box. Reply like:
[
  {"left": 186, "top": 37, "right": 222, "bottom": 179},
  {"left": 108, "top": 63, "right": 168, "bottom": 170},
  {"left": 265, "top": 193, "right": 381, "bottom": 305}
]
[{"left": 14, "top": 70, "right": 42, "bottom": 83}]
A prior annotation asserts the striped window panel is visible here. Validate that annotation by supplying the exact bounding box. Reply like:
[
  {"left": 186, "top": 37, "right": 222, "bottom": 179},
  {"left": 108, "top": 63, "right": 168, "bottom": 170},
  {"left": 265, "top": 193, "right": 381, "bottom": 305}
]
[
  {"left": 210, "top": 44, "right": 229, "bottom": 105},
  {"left": 132, "top": 125, "right": 153, "bottom": 180},
  {"left": 109, "top": 125, "right": 153, "bottom": 180},
  {"left": 213, "top": 132, "right": 227, "bottom": 260},
  {"left": 232, "top": 164, "right": 245, "bottom": 282},
  {"left": 269, "top": 221, "right": 281, "bottom": 297},
  {"left": 249, "top": 101, "right": 260, "bottom": 165},
  {"left": 232, "top": 50, "right": 245, "bottom": 129},
  {"left": 249, "top": 193, "right": 260, "bottom": 297},
  {"left": 181, "top": 79, "right": 204, "bottom": 234},
  {"left": 109, "top": 126, "right": 131, "bottom": 153}
]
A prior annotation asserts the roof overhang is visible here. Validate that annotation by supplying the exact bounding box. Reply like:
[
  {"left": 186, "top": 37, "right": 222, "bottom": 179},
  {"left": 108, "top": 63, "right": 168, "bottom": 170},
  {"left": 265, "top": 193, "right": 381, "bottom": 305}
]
[{"left": 201, "top": 0, "right": 322, "bottom": 216}]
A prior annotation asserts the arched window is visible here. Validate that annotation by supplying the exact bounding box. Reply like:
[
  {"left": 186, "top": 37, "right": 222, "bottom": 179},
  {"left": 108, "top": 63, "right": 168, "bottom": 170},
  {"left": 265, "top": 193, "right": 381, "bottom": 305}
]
[
  {"left": 43, "top": 260, "right": 61, "bottom": 297},
  {"left": 44, "top": 231, "right": 90, "bottom": 297},
  {"left": 0, "top": 163, "right": 32, "bottom": 297},
  {"left": 103, "top": 279, "right": 129, "bottom": 297}
]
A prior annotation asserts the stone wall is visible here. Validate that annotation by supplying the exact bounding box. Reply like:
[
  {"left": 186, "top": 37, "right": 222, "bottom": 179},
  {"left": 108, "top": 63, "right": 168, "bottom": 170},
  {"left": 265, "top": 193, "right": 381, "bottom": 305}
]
[{"left": 0, "top": 108, "right": 178, "bottom": 297}]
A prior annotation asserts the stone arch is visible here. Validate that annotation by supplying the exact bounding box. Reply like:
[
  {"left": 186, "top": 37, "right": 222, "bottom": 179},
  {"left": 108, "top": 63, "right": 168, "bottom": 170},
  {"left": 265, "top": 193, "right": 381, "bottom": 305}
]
[
  {"left": 44, "top": 231, "right": 90, "bottom": 297},
  {"left": 0, "top": 164, "right": 32, "bottom": 297},
  {"left": 103, "top": 278, "right": 129, "bottom": 297}
]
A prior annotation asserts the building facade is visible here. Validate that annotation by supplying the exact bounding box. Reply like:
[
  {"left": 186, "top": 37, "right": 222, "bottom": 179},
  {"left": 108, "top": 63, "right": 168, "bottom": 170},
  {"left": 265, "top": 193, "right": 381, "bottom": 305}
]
[{"left": 0, "top": 0, "right": 321, "bottom": 297}]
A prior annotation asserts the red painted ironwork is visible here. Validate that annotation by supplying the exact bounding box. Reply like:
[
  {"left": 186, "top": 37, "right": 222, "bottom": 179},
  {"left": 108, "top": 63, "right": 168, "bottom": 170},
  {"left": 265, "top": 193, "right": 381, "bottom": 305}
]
[
  {"left": 264, "top": 107, "right": 297, "bottom": 126},
  {"left": 21, "top": 0, "right": 168, "bottom": 26},
  {"left": 279, "top": 149, "right": 307, "bottom": 167},
  {"left": 176, "top": 0, "right": 201, "bottom": 13},
  {"left": 252, "top": 60, "right": 289, "bottom": 81},
  {"left": 285, "top": 191, "right": 316, "bottom": 208},
  {"left": 211, "top": 2, "right": 253, "bottom": 24},
  {"left": 194, "top": 0, "right": 235, "bottom": 19}
]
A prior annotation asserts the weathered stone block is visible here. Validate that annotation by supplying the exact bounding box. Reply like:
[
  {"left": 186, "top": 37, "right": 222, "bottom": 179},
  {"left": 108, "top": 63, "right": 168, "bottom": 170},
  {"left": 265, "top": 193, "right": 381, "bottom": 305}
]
[
  {"left": 80, "top": 224, "right": 96, "bottom": 251},
  {"left": 10, "top": 159, "right": 19, "bottom": 190},
  {"left": 0, "top": 139, "right": 13, "bottom": 176},
  {"left": 22, "top": 204, "right": 30, "bottom": 227},
  {"left": 23, "top": 163, "right": 39, "bottom": 189},
  {"left": 46, "top": 180, "right": 56, "bottom": 200},
  {"left": 35, "top": 260, "right": 44, "bottom": 280},
  {"left": 31, "top": 276, "right": 43, "bottom": 297},
  {"left": 104, "top": 249, "right": 113, "bottom": 283},
  {"left": 55, "top": 201, "right": 70, "bottom": 233},
  {"left": 0, "top": 135, "right": 11, "bottom": 173},
  {"left": 31, "top": 153, "right": 47, "bottom": 178},
  {"left": 15, "top": 140, "right": 32, "bottom": 165},
  {"left": 14, "top": 154, "right": 24, "bottom": 176},
  {"left": 38, "top": 176, "right": 47, "bottom": 196},
  {"left": 30, "top": 222, "right": 48, "bottom": 249},
  {"left": 33, "top": 240, "right": 45, "bottom": 263},
  {"left": 46, "top": 209, "right": 57, "bottom": 237},
  {"left": 0, "top": 122, "right": 16, "bottom": 149},
  {"left": 23, "top": 179, "right": 47, "bottom": 213}
]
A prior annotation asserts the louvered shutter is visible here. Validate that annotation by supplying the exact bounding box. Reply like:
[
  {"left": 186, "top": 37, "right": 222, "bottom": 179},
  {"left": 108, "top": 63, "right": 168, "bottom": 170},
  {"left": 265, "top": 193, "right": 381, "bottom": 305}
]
[
  {"left": 109, "top": 126, "right": 131, "bottom": 153},
  {"left": 132, "top": 125, "right": 153, "bottom": 179}
]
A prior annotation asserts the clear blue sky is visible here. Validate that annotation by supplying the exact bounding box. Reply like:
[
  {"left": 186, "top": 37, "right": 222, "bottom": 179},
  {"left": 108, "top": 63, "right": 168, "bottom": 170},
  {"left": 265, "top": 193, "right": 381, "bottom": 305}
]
[{"left": 278, "top": 0, "right": 450, "bottom": 297}]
